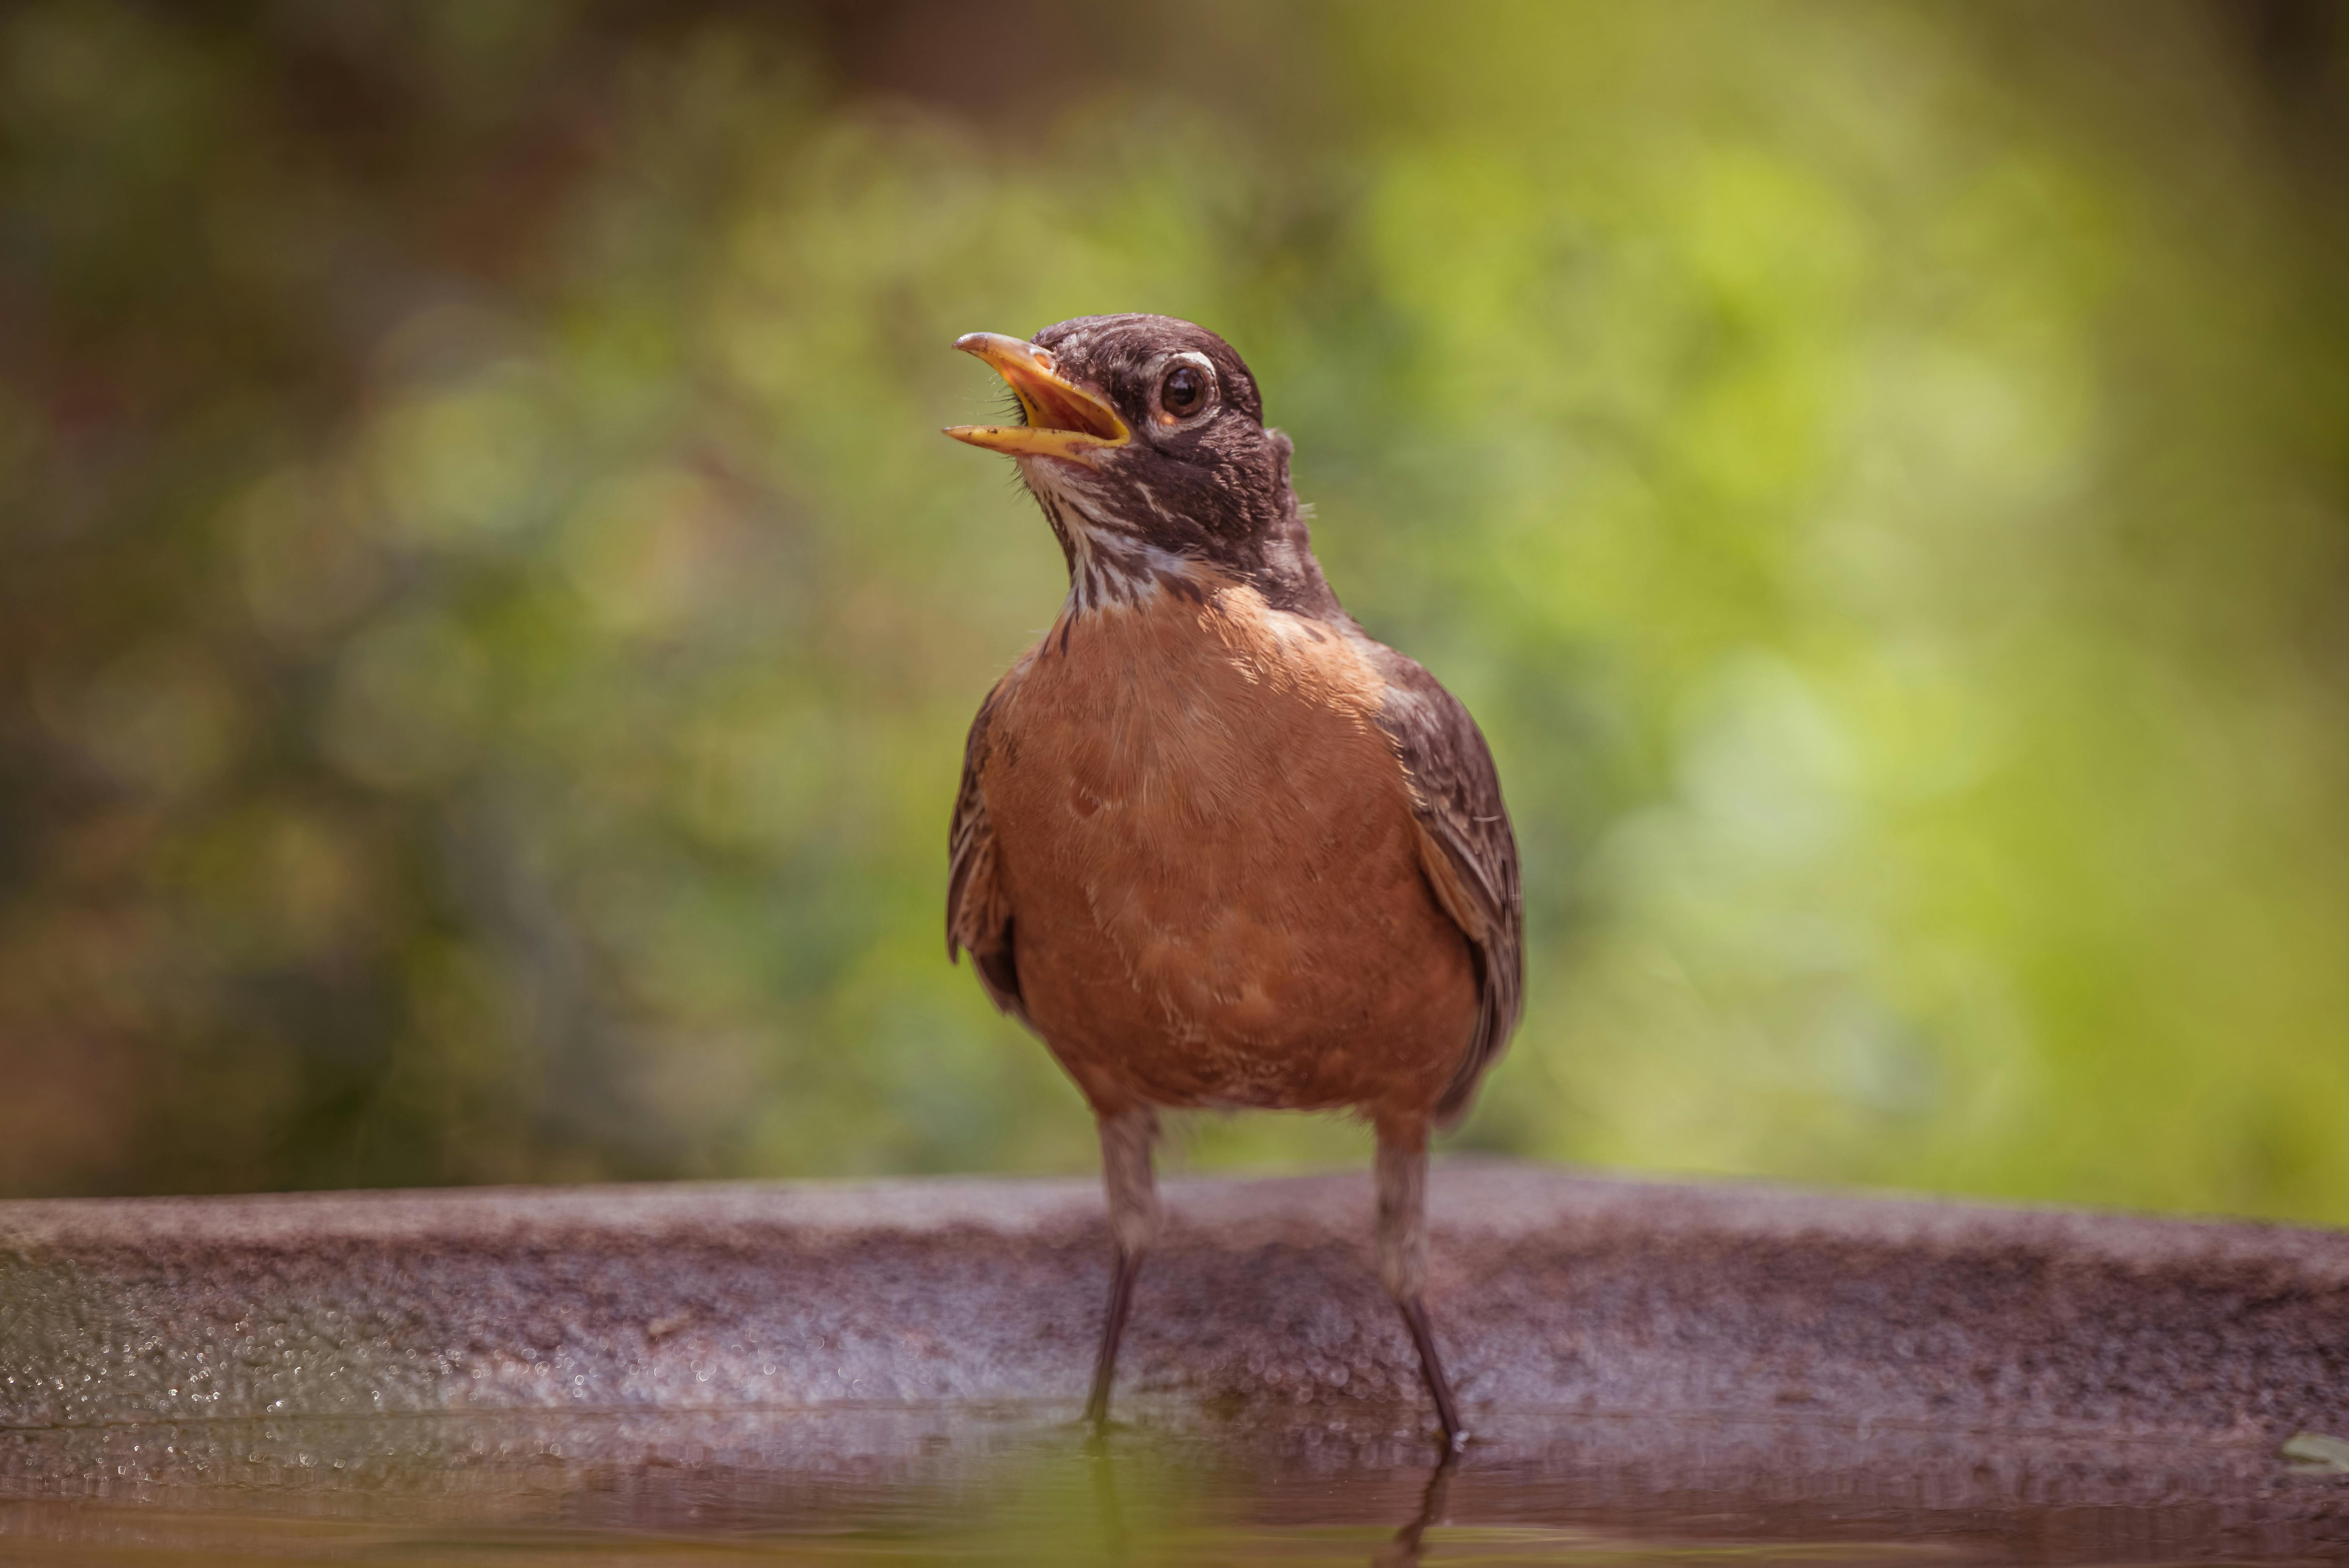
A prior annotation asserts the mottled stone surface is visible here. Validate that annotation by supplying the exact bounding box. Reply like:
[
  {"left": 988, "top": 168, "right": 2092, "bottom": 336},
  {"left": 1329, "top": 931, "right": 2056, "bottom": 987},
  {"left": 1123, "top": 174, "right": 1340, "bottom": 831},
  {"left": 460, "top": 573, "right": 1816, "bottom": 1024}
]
[{"left": 4, "top": 1162, "right": 2347, "bottom": 1441}]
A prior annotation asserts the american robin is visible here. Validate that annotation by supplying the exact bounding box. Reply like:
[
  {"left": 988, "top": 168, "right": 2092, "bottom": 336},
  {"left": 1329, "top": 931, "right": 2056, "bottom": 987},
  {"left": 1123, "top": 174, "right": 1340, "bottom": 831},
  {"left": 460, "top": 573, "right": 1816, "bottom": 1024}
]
[{"left": 943, "top": 315, "right": 1522, "bottom": 1448}]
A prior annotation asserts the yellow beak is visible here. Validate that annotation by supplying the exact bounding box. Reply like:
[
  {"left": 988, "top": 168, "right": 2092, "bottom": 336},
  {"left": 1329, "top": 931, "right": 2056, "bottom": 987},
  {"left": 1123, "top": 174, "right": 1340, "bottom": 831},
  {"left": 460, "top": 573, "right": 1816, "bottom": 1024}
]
[{"left": 944, "top": 333, "right": 1132, "bottom": 463}]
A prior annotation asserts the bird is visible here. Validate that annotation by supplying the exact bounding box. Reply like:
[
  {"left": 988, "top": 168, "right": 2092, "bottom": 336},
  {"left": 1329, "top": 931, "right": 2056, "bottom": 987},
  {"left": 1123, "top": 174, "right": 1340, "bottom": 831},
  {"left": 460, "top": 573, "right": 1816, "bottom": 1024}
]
[{"left": 941, "top": 314, "right": 1521, "bottom": 1449}]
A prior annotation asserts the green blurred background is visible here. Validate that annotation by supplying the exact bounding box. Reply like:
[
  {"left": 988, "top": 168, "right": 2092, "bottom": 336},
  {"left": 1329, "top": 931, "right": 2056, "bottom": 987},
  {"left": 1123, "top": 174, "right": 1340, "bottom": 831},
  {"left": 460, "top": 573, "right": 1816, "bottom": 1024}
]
[{"left": 4, "top": 0, "right": 2347, "bottom": 1217}]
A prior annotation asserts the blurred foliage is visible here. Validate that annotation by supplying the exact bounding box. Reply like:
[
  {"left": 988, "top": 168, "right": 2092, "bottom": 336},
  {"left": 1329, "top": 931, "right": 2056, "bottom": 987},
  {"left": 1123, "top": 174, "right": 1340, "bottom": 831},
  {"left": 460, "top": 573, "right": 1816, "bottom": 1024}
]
[{"left": 3, "top": 0, "right": 2348, "bottom": 1217}]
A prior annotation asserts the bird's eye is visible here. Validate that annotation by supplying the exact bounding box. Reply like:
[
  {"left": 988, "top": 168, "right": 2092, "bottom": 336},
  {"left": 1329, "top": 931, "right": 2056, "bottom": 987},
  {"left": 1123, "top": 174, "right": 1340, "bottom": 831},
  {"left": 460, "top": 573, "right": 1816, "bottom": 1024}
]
[{"left": 1159, "top": 363, "right": 1208, "bottom": 420}]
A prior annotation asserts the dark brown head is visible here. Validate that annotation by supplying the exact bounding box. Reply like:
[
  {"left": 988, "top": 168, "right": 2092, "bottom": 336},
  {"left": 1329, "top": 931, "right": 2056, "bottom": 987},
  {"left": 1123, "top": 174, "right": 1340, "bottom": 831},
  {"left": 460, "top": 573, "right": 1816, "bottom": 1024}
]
[{"left": 945, "top": 314, "right": 1335, "bottom": 614}]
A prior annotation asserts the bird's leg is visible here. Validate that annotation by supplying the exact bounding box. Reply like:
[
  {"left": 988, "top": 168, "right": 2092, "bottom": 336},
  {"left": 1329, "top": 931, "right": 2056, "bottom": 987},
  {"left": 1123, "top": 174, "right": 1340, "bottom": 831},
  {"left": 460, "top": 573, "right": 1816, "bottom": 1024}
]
[
  {"left": 1085, "top": 1104, "right": 1160, "bottom": 1427},
  {"left": 1377, "top": 1119, "right": 1466, "bottom": 1450}
]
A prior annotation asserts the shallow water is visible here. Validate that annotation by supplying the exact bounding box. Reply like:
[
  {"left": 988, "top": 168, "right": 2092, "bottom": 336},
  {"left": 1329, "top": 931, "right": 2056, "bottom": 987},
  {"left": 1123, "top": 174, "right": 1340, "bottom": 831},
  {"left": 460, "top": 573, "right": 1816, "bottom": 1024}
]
[{"left": 0, "top": 1409, "right": 2342, "bottom": 1566}]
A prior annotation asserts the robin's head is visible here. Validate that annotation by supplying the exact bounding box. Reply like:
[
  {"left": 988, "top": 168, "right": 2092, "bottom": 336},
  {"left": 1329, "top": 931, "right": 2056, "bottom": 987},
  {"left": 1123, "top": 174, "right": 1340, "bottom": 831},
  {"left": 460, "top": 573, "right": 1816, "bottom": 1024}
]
[{"left": 945, "top": 314, "right": 1332, "bottom": 613}]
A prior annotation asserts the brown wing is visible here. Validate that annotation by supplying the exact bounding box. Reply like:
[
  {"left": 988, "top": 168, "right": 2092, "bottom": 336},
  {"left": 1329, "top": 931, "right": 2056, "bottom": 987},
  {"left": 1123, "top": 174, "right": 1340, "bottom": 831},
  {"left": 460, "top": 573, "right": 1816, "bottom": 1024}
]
[
  {"left": 1362, "top": 642, "right": 1524, "bottom": 1125},
  {"left": 946, "top": 665, "right": 1030, "bottom": 1026}
]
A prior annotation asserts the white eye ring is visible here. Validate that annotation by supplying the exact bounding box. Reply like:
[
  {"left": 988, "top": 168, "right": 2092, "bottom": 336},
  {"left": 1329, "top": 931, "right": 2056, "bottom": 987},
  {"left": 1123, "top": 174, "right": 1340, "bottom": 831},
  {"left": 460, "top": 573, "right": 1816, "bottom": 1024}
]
[{"left": 1152, "top": 352, "right": 1218, "bottom": 426}]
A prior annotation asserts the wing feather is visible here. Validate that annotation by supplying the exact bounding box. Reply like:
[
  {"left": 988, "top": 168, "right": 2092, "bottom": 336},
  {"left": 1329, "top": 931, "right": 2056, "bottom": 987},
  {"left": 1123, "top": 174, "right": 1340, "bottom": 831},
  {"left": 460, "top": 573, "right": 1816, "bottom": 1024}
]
[
  {"left": 947, "top": 667, "right": 1029, "bottom": 1026},
  {"left": 1361, "top": 643, "right": 1524, "bottom": 1125}
]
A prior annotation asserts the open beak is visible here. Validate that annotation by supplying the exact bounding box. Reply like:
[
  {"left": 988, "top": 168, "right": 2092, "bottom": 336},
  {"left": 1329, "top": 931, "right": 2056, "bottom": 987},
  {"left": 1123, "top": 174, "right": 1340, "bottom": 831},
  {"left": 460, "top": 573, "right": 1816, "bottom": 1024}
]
[{"left": 944, "top": 333, "right": 1131, "bottom": 464}]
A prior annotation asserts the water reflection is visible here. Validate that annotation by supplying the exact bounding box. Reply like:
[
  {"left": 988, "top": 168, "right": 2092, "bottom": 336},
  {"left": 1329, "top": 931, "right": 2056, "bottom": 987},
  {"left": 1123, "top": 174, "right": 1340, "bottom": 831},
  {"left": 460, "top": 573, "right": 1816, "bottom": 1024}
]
[
  {"left": 0, "top": 1408, "right": 2340, "bottom": 1564},
  {"left": 1085, "top": 1429, "right": 1131, "bottom": 1562},
  {"left": 1372, "top": 1448, "right": 1455, "bottom": 1567}
]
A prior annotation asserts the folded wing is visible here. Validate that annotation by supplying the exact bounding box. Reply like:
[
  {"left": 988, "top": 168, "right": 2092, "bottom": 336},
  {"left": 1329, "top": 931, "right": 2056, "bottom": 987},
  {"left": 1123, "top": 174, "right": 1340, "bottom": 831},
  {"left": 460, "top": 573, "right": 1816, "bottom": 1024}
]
[
  {"left": 946, "top": 669, "right": 1030, "bottom": 1026},
  {"left": 1362, "top": 644, "right": 1525, "bottom": 1124}
]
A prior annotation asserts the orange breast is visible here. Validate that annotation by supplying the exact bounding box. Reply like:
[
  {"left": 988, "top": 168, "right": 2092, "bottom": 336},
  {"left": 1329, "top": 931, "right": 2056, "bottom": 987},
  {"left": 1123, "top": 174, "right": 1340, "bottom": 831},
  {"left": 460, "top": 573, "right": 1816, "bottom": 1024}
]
[{"left": 982, "top": 581, "right": 1479, "bottom": 1121}]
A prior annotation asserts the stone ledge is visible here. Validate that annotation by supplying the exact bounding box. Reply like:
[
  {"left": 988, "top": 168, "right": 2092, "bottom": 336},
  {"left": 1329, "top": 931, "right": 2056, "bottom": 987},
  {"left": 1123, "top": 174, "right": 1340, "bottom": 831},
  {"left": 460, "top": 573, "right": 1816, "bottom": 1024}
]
[{"left": 4, "top": 1162, "right": 2345, "bottom": 1441}]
